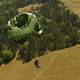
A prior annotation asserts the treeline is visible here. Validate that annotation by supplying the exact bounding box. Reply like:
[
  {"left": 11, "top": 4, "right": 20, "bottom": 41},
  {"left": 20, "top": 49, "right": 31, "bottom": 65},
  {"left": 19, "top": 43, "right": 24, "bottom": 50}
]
[{"left": 0, "top": 0, "right": 80, "bottom": 64}]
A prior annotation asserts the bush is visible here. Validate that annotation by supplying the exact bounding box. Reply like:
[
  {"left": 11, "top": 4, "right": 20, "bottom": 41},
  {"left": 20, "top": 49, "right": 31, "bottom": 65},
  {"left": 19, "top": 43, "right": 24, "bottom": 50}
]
[
  {"left": 0, "top": 58, "right": 3, "bottom": 65},
  {"left": 1, "top": 50, "right": 14, "bottom": 63}
]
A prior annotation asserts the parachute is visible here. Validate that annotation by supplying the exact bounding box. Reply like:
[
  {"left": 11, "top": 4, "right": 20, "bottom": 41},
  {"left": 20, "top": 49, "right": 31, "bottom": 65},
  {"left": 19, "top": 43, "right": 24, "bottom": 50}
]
[{"left": 7, "top": 13, "right": 42, "bottom": 41}]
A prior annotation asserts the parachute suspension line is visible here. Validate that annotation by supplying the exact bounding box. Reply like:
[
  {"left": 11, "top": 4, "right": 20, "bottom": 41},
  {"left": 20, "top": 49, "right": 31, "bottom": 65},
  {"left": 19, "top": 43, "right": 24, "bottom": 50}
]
[
  {"left": 65, "top": 48, "right": 75, "bottom": 65},
  {"left": 13, "top": 48, "right": 20, "bottom": 61}
]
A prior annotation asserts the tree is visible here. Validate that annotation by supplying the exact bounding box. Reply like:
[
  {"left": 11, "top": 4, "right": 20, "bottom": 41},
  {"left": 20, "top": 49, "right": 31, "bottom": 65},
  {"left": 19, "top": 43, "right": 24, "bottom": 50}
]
[{"left": 0, "top": 50, "right": 13, "bottom": 63}]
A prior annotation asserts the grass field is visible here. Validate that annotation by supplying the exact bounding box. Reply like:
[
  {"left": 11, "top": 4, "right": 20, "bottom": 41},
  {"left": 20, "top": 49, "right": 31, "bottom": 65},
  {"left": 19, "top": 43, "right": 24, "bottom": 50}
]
[
  {"left": 0, "top": 45, "right": 80, "bottom": 80},
  {"left": 61, "top": 0, "right": 80, "bottom": 16}
]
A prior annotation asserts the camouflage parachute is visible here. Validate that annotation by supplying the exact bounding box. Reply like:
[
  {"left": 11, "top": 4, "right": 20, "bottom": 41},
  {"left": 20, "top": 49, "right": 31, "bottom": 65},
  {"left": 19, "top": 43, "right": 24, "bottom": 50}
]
[{"left": 7, "top": 13, "right": 42, "bottom": 41}]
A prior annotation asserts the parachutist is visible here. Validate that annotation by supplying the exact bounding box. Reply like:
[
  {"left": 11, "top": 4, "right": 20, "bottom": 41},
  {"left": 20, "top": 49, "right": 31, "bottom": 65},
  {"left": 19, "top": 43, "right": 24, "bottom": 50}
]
[{"left": 34, "top": 58, "right": 40, "bottom": 69}]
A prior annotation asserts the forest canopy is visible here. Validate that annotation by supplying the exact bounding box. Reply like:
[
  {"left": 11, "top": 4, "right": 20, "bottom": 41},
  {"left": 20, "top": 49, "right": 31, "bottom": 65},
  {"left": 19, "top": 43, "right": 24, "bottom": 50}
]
[{"left": 0, "top": 0, "right": 80, "bottom": 64}]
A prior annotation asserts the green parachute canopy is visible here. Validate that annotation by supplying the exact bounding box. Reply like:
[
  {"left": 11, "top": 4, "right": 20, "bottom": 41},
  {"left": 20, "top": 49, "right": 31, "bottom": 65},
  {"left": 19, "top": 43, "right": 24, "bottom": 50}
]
[{"left": 7, "top": 13, "right": 42, "bottom": 42}]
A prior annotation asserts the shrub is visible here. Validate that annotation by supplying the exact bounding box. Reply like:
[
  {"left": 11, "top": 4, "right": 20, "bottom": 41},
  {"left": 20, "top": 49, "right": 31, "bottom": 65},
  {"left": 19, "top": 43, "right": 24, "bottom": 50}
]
[
  {"left": 0, "top": 58, "right": 3, "bottom": 65},
  {"left": 1, "top": 50, "right": 14, "bottom": 63}
]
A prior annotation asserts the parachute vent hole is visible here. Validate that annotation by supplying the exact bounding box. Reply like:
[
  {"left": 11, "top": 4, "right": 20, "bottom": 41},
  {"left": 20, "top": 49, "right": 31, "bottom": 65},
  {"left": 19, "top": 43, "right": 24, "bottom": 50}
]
[{"left": 15, "top": 14, "right": 29, "bottom": 28}]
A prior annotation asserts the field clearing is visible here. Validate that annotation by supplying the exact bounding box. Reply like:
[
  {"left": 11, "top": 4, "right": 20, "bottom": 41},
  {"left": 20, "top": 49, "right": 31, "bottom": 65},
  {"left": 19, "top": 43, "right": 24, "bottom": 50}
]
[
  {"left": 61, "top": 0, "right": 80, "bottom": 16},
  {"left": 0, "top": 45, "right": 80, "bottom": 80}
]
